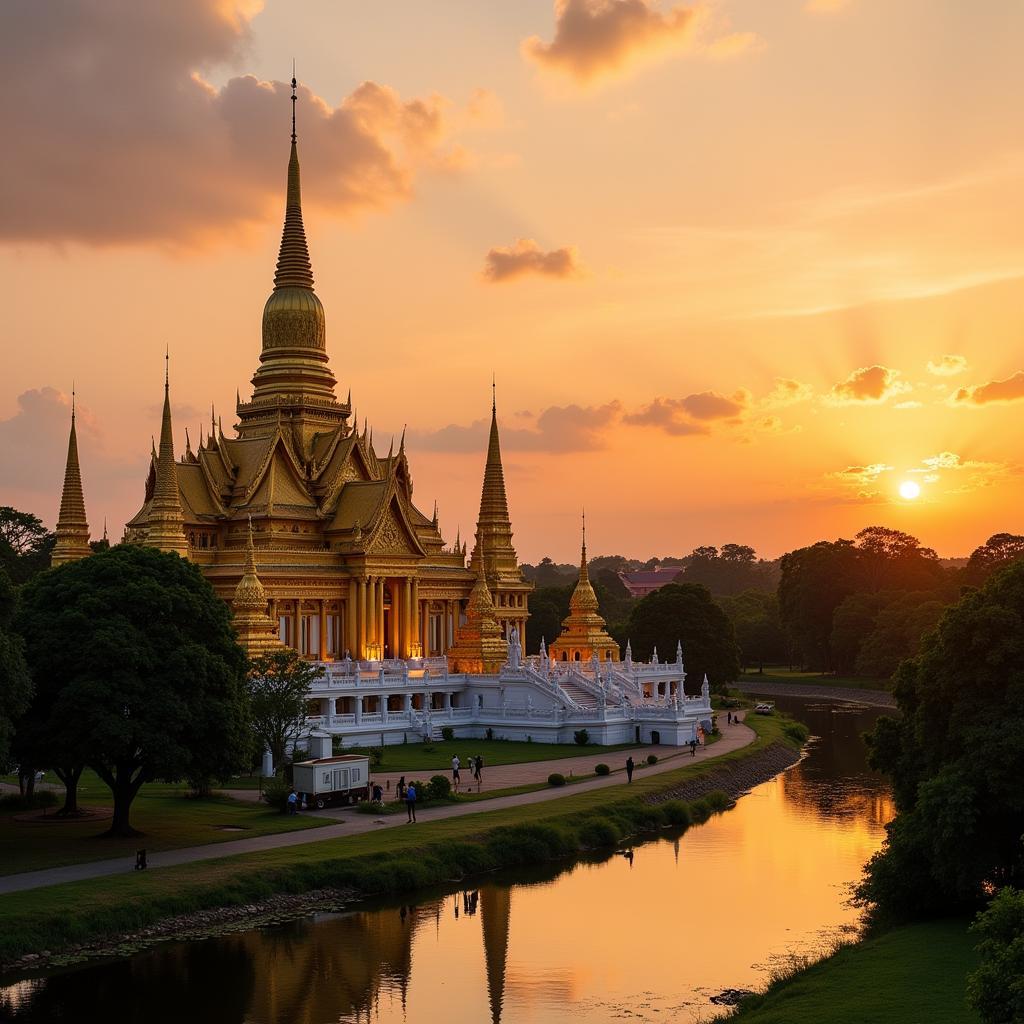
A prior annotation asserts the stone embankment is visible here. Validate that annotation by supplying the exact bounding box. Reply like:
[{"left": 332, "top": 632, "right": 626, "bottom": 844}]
[
  {"left": 734, "top": 680, "right": 897, "bottom": 709},
  {"left": 4, "top": 887, "right": 360, "bottom": 974},
  {"left": 643, "top": 742, "right": 802, "bottom": 806}
]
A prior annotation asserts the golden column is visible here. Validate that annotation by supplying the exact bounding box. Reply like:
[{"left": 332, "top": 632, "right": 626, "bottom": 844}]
[
  {"left": 318, "top": 599, "right": 327, "bottom": 661},
  {"left": 358, "top": 577, "right": 368, "bottom": 658},
  {"left": 367, "top": 577, "right": 377, "bottom": 650},
  {"left": 378, "top": 579, "right": 386, "bottom": 657},
  {"left": 347, "top": 579, "right": 357, "bottom": 657},
  {"left": 404, "top": 577, "right": 413, "bottom": 658}
]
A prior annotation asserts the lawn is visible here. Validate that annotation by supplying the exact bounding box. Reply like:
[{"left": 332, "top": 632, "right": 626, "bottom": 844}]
[
  {"left": 731, "top": 919, "right": 980, "bottom": 1023},
  {"left": 339, "top": 737, "right": 643, "bottom": 772},
  {"left": 0, "top": 770, "right": 329, "bottom": 876},
  {"left": 0, "top": 713, "right": 799, "bottom": 962},
  {"left": 738, "top": 668, "right": 893, "bottom": 692}
]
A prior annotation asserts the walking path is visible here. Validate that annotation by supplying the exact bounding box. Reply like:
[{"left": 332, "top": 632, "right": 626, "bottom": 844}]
[
  {"left": 0, "top": 720, "right": 755, "bottom": 896},
  {"left": 734, "top": 680, "right": 896, "bottom": 708}
]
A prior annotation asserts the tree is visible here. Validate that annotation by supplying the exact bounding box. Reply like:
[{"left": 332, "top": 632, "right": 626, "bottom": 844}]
[
  {"left": 623, "top": 583, "right": 739, "bottom": 692},
  {"left": 0, "top": 566, "right": 31, "bottom": 769},
  {"left": 720, "top": 590, "right": 788, "bottom": 669},
  {"left": 16, "top": 546, "right": 249, "bottom": 836},
  {"left": 854, "top": 526, "right": 946, "bottom": 594},
  {"left": 525, "top": 585, "right": 572, "bottom": 655},
  {"left": 592, "top": 569, "right": 635, "bottom": 634},
  {"left": 0, "top": 507, "right": 55, "bottom": 584},
  {"left": 830, "top": 591, "right": 886, "bottom": 674},
  {"left": 967, "top": 887, "right": 1024, "bottom": 1024},
  {"left": 678, "top": 542, "right": 778, "bottom": 597},
  {"left": 247, "top": 648, "right": 325, "bottom": 769},
  {"left": 964, "top": 533, "right": 1024, "bottom": 588},
  {"left": 853, "top": 592, "right": 945, "bottom": 680},
  {"left": 857, "top": 559, "right": 1024, "bottom": 923}
]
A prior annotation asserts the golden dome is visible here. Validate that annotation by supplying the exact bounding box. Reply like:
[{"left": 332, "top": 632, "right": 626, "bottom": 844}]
[{"left": 261, "top": 286, "right": 326, "bottom": 352}]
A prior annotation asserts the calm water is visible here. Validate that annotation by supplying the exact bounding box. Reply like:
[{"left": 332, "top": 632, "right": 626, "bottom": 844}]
[{"left": 0, "top": 696, "right": 894, "bottom": 1024}]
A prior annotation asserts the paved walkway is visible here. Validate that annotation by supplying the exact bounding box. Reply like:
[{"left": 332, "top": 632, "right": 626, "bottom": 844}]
[
  {"left": 0, "top": 720, "right": 755, "bottom": 896},
  {"left": 734, "top": 680, "right": 896, "bottom": 708}
]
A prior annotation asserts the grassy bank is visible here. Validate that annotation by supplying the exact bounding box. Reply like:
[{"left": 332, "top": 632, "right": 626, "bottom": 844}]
[
  {"left": 0, "top": 776, "right": 328, "bottom": 876},
  {"left": 730, "top": 919, "right": 979, "bottom": 1023},
  {"left": 0, "top": 716, "right": 799, "bottom": 965},
  {"left": 738, "top": 668, "right": 892, "bottom": 692}
]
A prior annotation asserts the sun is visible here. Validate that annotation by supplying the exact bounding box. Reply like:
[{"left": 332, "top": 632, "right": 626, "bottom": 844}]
[{"left": 899, "top": 480, "right": 921, "bottom": 501}]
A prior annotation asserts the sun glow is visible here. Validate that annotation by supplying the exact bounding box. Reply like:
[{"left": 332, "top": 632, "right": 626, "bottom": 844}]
[{"left": 899, "top": 480, "right": 921, "bottom": 501}]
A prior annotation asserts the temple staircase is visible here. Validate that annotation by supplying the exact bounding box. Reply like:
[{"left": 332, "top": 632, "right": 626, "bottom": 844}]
[{"left": 558, "top": 679, "right": 599, "bottom": 709}]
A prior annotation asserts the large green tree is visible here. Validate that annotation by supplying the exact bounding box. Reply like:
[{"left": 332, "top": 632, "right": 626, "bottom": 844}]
[
  {"left": 0, "top": 565, "right": 32, "bottom": 769},
  {"left": 0, "top": 507, "right": 54, "bottom": 584},
  {"left": 16, "top": 546, "right": 250, "bottom": 835},
  {"left": 623, "top": 583, "right": 739, "bottom": 692},
  {"left": 247, "top": 648, "right": 324, "bottom": 769},
  {"left": 964, "top": 533, "right": 1024, "bottom": 588},
  {"left": 858, "top": 559, "right": 1024, "bottom": 923},
  {"left": 967, "top": 886, "right": 1024, "bottom": 1024},
  {"left": 720, "top": 589, "right": 788, "bottom": 669},
  {"left": 525, "top": 585, "right": 572, "bottom": 655}
]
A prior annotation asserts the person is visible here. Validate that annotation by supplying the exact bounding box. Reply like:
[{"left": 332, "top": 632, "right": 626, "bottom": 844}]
[
  {"left": 451, "top": 754, "right": 461, "bottom": 792},
  {"left": 690, "top": 738, "right": 697, "bottom": 757},
  {"left": 372, "top": 783, "right": 384, "bottom": 803},
  {"left": 475, "top": 755, "right": 484, "bottom": 784},
  {"left": 406, "top": 782, "right": 418, "bottom": 822},
  {"left": 727, "top": 711, "right": 732, "bottom": 725},
  {"left": 397, "top": 776, "right": 406, "bottom": 801},
  {"left": 287, "top": 789, "right": 298, "bottom": 815},
  {"left": 625, "top": 756, "right": 634, "bottom": 783}
]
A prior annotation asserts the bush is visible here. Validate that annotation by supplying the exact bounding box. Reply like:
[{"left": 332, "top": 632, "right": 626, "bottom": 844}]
[
  {"left": 428, "top": 775, "right": 452, "bottom": 799},
  {"left": 356, "top": 801, "right": 384, "bottom": 815},
  {"left": 548, "top": 773, "right": 566, "bottom": 787},
  {"left": 783, "top": 721, "right": 809, "bottom": 745},
  {"left": 0, "top": 790, "right": 58, "bottom": 813},
  {"left": 595, "top": 763, "right": 610, "bottom": 776},
  {"left": 647, "top": 754, "right": 658, "bottom": 765},
  {"left": 577, "top": 817, "right": 621, "bottom": 848},
  {"left": 441, "top": 727, "right": 455, "bottom": 742},
  {"left": 369, "top": 746, "right": 384, "bottom": 767},
  {"left": 261, "top": 777, "right": 291, "bottom": 813},
  {"left": 573, "top": 729, "right": 590, "bottom": 745},
  {"left": 968, "top": 887, "right": 1024, "bottom": 1024}
]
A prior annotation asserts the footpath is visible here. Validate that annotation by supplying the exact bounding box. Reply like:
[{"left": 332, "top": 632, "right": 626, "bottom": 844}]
[{"left": 0, "top": 720, "right": 755, "bottom": 897}]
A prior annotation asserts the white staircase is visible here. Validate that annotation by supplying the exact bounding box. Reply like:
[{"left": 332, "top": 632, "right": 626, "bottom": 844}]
[{"left": 558, "top": 680, "right": 599, "bottom": 709}]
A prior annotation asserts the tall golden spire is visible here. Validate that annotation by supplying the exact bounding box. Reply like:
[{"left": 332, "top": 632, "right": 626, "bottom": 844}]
[
  {"left": 549, "top": 510, "right": 619, "bottom": 663},
  {"left": 52, "top": 390, "right": 92, "bottom": 566},
  {"left": 447, "top": 546, "right": 509, "bottom": 673},
  {"left": 248, "top": 71, "right": 338, "bottom": 406},
  {"left": 146, "top": 354, "right": 189, "bottom": 557}
]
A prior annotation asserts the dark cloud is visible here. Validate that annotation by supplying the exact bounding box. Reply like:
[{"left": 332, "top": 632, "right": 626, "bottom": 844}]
[
  {"left": 522, "top": 0, "right": 756, "bottom": 85},
  {"left": 413, "top": 401, "right": 621, "bottom": 453},
  {"left": 623, "top": 398, "right": 710, "bottom": 435},
  {"left": 0, "top": 1, "right": 474, "bottom": 245},
  {"left": 827, "top": 365, "right": 910, "bottom": 405},
  {"left": 482, "top": 239, "right": 582, "bottom": 282},
  {"left": 951, "top": 370, "right": 1024, "bottom": 406},
  {"left": 681, "top": 387, "right": 751, "bottom": 420}
]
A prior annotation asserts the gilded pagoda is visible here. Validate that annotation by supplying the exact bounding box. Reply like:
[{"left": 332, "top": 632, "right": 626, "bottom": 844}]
[{"left": 55, "top": 80, "right": 531, "bottom": 668}]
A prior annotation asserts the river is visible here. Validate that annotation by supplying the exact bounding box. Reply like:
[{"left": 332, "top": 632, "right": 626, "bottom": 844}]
[{"left": 0, "top": 695, "right": 894, "bottom": 1023}]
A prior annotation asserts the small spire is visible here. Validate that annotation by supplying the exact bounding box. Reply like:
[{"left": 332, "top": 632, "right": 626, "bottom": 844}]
[
  {"left": 580, "top": 508, "right": 589, "bottom": 580},
  {"left": 52, "top": 389, "right": 91, "bottom": 566},
  {"left": 103, "top": 517, "right": 108, "bottom": 542},
  {"left": 491, "top": 373, "right": 496, "bottom": 414},
  {"left": 291, "top": 61, "right": 297, "bottom": 144},
  {"left": 185, "top": 427, "right": 193, "bottom": 458},
  {"left": 211, "top": 403, "right": 216, "bottom": 436}
]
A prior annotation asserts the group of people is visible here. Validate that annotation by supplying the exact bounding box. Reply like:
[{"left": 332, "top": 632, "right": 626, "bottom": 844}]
[{"left": 450, "top": 753, "right": 484, "bottom": 793}]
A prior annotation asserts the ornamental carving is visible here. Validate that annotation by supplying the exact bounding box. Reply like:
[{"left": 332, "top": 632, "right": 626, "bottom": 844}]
[
  {"left": 261, "top": 309, "right": 326, "bottom": 351},
  {"left": 368, "top": 507, "right": 414, "bottom": 555}
]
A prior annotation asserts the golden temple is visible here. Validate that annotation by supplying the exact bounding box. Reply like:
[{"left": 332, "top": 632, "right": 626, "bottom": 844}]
[{"left": 54, "top": 79, "right": 531, "bottom": 670}]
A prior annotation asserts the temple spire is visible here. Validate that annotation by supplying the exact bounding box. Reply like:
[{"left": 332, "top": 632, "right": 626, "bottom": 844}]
[
  {"left": 580, "top": 508, "right": 589, "bottom": 581},
  {"left": 52, "top": 388, "right": 92, "bottom": 566},
  {"left": 146, "top": 357, "right": 189, "bottom": 557}
]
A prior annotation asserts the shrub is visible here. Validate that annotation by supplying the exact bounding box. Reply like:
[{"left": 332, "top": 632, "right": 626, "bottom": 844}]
[
  {"left": 595, "top": 763, "right": 610, "bottom": 776},
  {"left": 783, "top": 721, "right": 809, "bottom": 745},
  {"left": 968, "top": 887, "right": 1024, "bottom": 1024},
  {"left": 548, "top": 773, "right": 566, "bottom": 787},
  {"left": 369, "top": 746, "right": 384, "bottom": 767},
  {"left": 573, "top": 729, "right": 590, "bottom": 745},
  {"left": 0, "top": 790, "right": 58, "bottom": 813},
  {"left": 577, "top": 818, "right": 621, "bottom": 848},
  {"left": 428, "top": 775, "right": 452, "bottom": 799},
  {"left": 356, "top": 801, "right": 384, "bottom": 815},
  {"left": 647, "top": 754, "right": 658, "bottom": 765},
  {"left": 261, "top": 777, "right": 290, "bottom": 813},
  {"left": 441, "top": 727, "right": 455, "bottom": 742}
]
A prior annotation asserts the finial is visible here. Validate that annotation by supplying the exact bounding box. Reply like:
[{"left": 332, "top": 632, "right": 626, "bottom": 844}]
[
  {"left": 290, "top": 61, "right": 297, "bottom": 144},
  {"left": 71, "top": 382, "right": 76, "bottom": 423},
  {"left": 491, "top": 373, "right": 496, "bottom": 414},
  {"left": 103, "top": 517, "right": 108, "bottom": 542},
  {"left": 211, "top": 403, "right": 216, "bottom": 435},
  {"left": 164, "top": 346, "right": 169, "bottom": 391}
]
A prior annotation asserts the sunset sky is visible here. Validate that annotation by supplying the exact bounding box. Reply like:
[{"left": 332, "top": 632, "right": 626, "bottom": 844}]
[{"left": 2, "top": 0, "right": 1023, "bottom": 562}]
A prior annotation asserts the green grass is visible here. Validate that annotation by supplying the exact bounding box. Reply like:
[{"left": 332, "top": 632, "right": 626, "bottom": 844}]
[
  {"left": 0, "top": 773, "right": 329, "bottom": 876},
  {"left": 339, "top": 737, "right": 643, "bottom": 772},
  {"left": 0, "top": 714, "right": 798, "bottom": 962},
  {"left": 739, "top": 668, "right": 893, "bottom": 692},
  {"left": 731, "top": 919, "right": 980, "bottom": 1023}
]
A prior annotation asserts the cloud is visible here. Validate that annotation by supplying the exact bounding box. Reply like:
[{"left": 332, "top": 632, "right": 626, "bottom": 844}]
[
  {"left": 762, "top": 377, "right": 813, "bottom": 408},
  {"left": 522, "top": 0, "right": 756, "bottom": 85},
  {"left": 894, "top": 400, "right": 922, "bottom": 410},
  {"left": 413, "top": 401, "right": 622, "bottom": 453},
  {"left": 922, "top": 451, "right": 961, "bottom": 471},
  {"left": 826, "top": 365, "right": 911, "bottom": 405},
  {"left": 926, "top": 354, "right": 968, "bottom": 377},
  {"left": 951, "top": 370, "right": 1024, "bottom": 406},
  {"left": 681, "top": 387, "right": 751, "bottom": 420},
  {"left": 482, "top": 239, "right": 583, "bottom": 283},
  {"left": 0, "top": 1, "right": 479, "bottom": 246},
  {"left": 623, "top": 398, "right": 710, "bottom": 436}
]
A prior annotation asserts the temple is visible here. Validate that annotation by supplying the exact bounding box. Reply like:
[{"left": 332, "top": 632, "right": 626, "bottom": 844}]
[{"left": 54, "top": 79, "right": 712, "bottom": 751}]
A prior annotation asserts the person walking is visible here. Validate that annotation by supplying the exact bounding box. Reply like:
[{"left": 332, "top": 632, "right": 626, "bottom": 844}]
[
  {"left": 451, "top": 755, "right": 461, "bottom": 793},
  {"left": 689, "top": 738, "right": 697, "bottom": 757},
  {"left": 625, "top": 756, "right": 635, "bottom": 783},
  {"left": 406, "top": 782, "right": 418, "bottom": 823},
  {"left": 397, "top": 776, "right": 406, "bottom": 801},
  {"left": 727, "top": 711, "right": 732, "bottom": 725},
  {"left": 475, "top": 755, "right": 484, "bottom": 784},
  {"left": 287, "top": 789, "right": 298, "bottom": 815}
]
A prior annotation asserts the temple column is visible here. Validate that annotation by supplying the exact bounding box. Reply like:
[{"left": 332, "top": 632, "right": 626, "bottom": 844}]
[
  {"left": 355, "top": 697, "right": 363, "bottom": 725},
  {"left": 346, "top": 579, "right": 357, "bottom": 657},
  {"left": 404, "top": 692, "right": 413, "bottom": 713},
  {"left": 378, "top": 580, "right": 386, "bottom": 656},
  {"left": 370, "top": 577, "right": 380, "bottom": 648},
  {"left": 412, "top": 579, "right": 420, "bottom": 654},
  {"left": 318, "top": 599, "right": 327, "bottom": 661},
  {"left": 404, "top": 577, "right": 413, "bottom": 658},
  {"left": 438, "top": 603, "right": 446, "bottom": 655},
  {"left": 291, "top": 605, "right": 299, "bottom": 654},
  {"left": 358, "top": 577, "right": 367, "bottom": 659}
]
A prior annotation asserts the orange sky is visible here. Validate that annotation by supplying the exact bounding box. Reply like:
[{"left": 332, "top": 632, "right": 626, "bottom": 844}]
[{"left": 2, "top": 0, "right": 1022, "bottom": 562}]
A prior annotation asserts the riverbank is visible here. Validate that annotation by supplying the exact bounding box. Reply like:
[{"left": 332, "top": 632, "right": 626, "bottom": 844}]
[
  {"left": 0, "top": 716, "right": 804, "bottom": 971},
  {"left": 733, "top": 678, "right": 897, "bottom": 708},
  {"left": 729, "top": 918, "right": 980, "bottom": 1023}
]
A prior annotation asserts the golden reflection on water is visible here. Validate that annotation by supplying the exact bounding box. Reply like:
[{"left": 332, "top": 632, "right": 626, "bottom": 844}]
[{"left": 0, "top": 703, "right": 895, "bottom": 1024}]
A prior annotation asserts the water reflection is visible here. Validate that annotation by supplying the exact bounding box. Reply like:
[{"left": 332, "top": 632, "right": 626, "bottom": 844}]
[{"left": 0, "top": 698, "right": 894, "bottom": 1024}]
